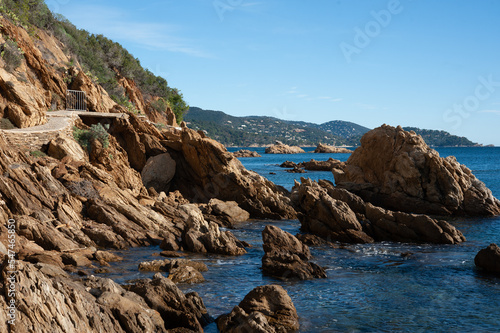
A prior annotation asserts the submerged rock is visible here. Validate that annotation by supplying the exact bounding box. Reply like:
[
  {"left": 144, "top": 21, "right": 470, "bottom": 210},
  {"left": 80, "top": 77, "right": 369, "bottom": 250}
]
[
  {"left": 475, "top": 243, "right": 500, "bottom": 274},
  {"left": 333, "top": 125, "right": 500, "bottom": 216},
  {"left": 217, "top": 285, "right": 299, "bottom": 333},
  {"left": 262, "top": 225, "right": 326, "bottom": 280}
]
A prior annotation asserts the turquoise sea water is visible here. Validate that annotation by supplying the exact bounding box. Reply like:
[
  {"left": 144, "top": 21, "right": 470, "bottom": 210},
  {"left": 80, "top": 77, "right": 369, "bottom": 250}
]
[{"left": 106, "top": 147, "right": 500, "bottom": 332}]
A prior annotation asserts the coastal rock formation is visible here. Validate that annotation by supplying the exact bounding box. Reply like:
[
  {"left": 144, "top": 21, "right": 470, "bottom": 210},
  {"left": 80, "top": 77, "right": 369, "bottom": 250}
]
[
  {"left": 291, "top": 178, "right": 465, "bottom": 244},
  {"left": 47, "top": 135, "right": 87, "bottom": 161},
  {"left": 164, "top": 128, "right": 297, "bottom": 220},
  {"left": 233, "top": 149, "right": 262, "bottom": 157},
  {"left": 474, "top": 243, "right": 500, "bottom": 274},
  {"left": 181, "top": 204, "right": 247, "bottom": 255},
  {"left": 333, "top": 125, "right": 500, "bottom": 216},
  {"left": 69, "top": 68, "right": 117, "bottom": 113},
  {"left": 314, "top": 143, "right": 353, "bottom": 154},
  {"left": 139, "top": 258, "right": 208, "bottom": 273},
  {"left": 262, "top": 225, "right": 326, "bottom": 280},
  {"left": 286, "top": 166, "right": 306, "bottom": 173},
  {"left": 128, "top": 273, "right": 212, "bottom": 331},
  {"left": 217, "top": 285, "right": 299, "bottom": 333},
  {"left": 265, "top": 141, "right": 305, "bottom": 154},
  {"left": 168, "top": 266, "right": 205, "bottom": 284},
  {"left": 204, "top": 198, "right": 250, "bottom": 227},
  {"left": 300, "top": 158, "right": 343, "bottom": 171}
]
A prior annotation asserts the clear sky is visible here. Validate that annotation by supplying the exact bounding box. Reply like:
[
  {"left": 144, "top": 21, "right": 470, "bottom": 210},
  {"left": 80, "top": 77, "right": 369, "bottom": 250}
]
[{"left": 52, "top": 0, "right": 500, "bottom": 145}]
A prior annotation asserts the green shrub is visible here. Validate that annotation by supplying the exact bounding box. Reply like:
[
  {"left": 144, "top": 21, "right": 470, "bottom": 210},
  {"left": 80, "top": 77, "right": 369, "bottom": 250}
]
[
  {"left": 30, "top": 150, "right": 46, "bottom": 158},
  {"left": 1, "top": 39, "right": 24, "bottom": 71},
  {"left": 73, "top": 123, "right": 109, "bottom": 151}
]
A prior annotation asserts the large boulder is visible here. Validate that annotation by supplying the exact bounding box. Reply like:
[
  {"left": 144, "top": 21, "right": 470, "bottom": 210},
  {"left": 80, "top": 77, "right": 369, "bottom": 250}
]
[
  {"left": 141, "top": 153, "right": 176, "bottom": 192},
  {"left": 291, "top": 178, "right": 465, "bottom": 244},
  {"left": 333, "top": 125, "right": 500, "bottom": 216},
  {"left": 265, "top": 142, "right": 305, "bottom": 154},
  {"left": 314, "top": 143, "right": 353, "bottom": 154},
  {"left": 262, "top": 225, "right": 326, "bottom": 280},
  {"left": 299, "top": 158, "right": 344, "bottom": 171},
  {"left": 47, "top": 135, "right": 87, "bottom": 162},
  {"left": 475, "top": 243, "right": 500, "bottom": 274},
  {"left": 233, "top": 149, "right": 261, "bottom": 157},
  {"left": 217, "top": 285, "right": 299, "bottom": 333},
  {"left": 206, "top": 198, "right": 250, "bottom": 226}
]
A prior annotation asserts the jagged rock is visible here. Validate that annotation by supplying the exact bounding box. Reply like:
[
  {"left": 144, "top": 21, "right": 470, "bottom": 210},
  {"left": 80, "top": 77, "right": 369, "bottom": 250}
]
[
  {"left": 233, "top": 149, "right": 261, "bottom": 157},
  {"left": 475, "top": 243, "right": 500, "bottom": 274},
  {"left": 181, "top": 204, "right": 246, "bottom": 255},
  {"left": 314, "top": 143, "right": 353, "bottom": 154},
  {"left": 168, "top": 266, "right": 205, "bottom": 284},
  {"left": 165, "top": 128, "right": 296, "bottom": 220},
  {"left": 94, "top": 250, "right": 123, "bottom": 263},
  {"left": 262, "top": 225, "right": 326, "bottom": 280},
  {"left": 299, "top": 158, "right": 343, "bottom": 171},
  {"left": 139, "top": 258, "right": 207, "bottom": 273},
  {"left": 265, "top": 142, "right": 305, "bottom": 154},
  {"left": 333, "top": 125, "right": 500, "bottom": 216},
  {"left": 141, "top": 153, "right": 176, "bottom": 192},
  {"left": 69, "top": 68, "right": 116, "bottom": 113},
  {"left": 129, "top": 273, "right": 212, "bottom": 332},
  {"left": 286, "top": 166, "right": 306, "bottom": 173},
  {"left": 291, "top": 178, "right": 466, "bottom": 244},
  {"left": 280, "top": 161, "right": 297, "bottom": 168},
  {"left": 206, "top": 198, "right": 250, "bottom": 226},
  {"left": 217, "top": 285, "right": 299, "bottom": 333},
  {"left": 48, "top": 135, "right": 86, "bottom": 161}
]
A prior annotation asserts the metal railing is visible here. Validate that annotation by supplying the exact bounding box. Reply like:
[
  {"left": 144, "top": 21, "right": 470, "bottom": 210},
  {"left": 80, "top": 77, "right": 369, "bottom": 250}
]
[{"left": 66, "top": 90, "right": 87, "bottom": 111}]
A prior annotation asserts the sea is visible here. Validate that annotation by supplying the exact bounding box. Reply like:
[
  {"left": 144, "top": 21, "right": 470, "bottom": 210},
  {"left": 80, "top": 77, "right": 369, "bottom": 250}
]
[{"left": 103, "top": 147, "right": 500, "bottom": 333}]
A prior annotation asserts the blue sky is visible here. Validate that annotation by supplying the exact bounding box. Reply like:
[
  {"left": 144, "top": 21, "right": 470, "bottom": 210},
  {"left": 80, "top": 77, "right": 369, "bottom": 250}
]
[{"left": 52, "top": 0, "right": 500, "bottom": 145}]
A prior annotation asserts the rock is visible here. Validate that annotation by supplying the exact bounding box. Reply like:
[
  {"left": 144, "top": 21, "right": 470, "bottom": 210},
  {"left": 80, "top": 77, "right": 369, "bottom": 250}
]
[
  {"left": 181, "top": 204, "right": 247, "bottom": 256},
  {"left": 233, "top": 149, "right": 261, "bottom": 158},
  {"left": 47, "top": 135, "right": 87, "bottom": 161},
  {"left": 61, "top": 252, "right": 93, "bottom": 267},
  {"left": 141, "top": 153, "right": 176, "bottom": 193},
  {"left": 139, "top": 258, "right": 208, "bottom": 273},
  {"left": 475, "top": 243, "right": 500, "bottom": 274},
  {"left": 129, "top": 273, "right": 212, "bottom": 332},
  {"left": 94, "top": 250, "right": 123, "bottom": 263},
  {"left": 265, "top": 142, "right": 305, "bottom": 154},
  {"left": 69, "top": 68, "right": 117, "bottom": 113},
  {"left": 217, "top": 285, "right": 299, "bottom": 333},
  {"left": 165, "top": 128, "right": 296, "bottom": 220},
  {"left": 291, "top": 178, "right": 466, "bottom": 244},
  {"left": 333, "top": 125, "right": 500, "bottom": 216},
  {"left": 299, "top": 158, "right": 343, "bottom": 171},
  {"left": 286, "top": 166, "right": 306, "bottom": 173},
  {"left": 280, "top": 161, "right": 297, "bottom": 168},
  {"left": 168, "top": 266, "right": 205, "bottom": 284},
  {"left": 207, "top": 198, "right": 250, "bottom": 225},
  {"left": 314, "top": 143, "right": 353, "bottom": 154},
  {"left": 262, "top": 225, "right": 326, "bottom": 280}
]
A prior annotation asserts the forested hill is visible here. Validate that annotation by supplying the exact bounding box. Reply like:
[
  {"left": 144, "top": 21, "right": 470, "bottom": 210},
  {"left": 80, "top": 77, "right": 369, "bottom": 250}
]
[{"left": 185, "top": 107, "right": 480, "bottom": 147}]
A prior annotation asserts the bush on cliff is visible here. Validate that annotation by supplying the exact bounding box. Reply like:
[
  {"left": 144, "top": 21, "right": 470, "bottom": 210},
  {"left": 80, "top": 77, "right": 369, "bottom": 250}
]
[{"left": 73, "top": 123, "right": 109, "bottom": 151}]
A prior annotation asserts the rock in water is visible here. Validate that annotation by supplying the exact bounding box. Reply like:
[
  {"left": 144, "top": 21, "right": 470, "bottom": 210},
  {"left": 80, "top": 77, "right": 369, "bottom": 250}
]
[
  {"left": 262, "top": 225, "right": 326, "bottom": 280},
  {"left": 314, "top": 143, "right": 353, "bottom": 153},
  {"left": 333, "top": 125, "right": 500, "bottom": 216},
  {"left": 233, "top": 149, "right": 262, "bottom": 157},
  {"left": 475, "top": 243, "right": 500, "bottom": 274},
  {"left": 217, "top": 285, "right": 299, "bottom": 333},
  {"left": 291, "top": 178, "right": 466, "bottom": 244},
  {"left": 265, "top": 142, "right": 305, "bottom": 154}
]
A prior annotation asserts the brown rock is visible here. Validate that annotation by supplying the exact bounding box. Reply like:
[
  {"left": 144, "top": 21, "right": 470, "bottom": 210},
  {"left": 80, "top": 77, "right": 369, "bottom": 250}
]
[
  {"left": 333, "top": 125, "right": 500, "bottom": 216},
  {"left": 233, "top": 149, "right": 262, "bottom": 157},
  {"left": 181, "top": 204, "right": 247, "bottom": 256},
  {"left": 217, "top": 285, "right": 299, "bottom": 333},
  {"left": 207, "top": 198, "right": 250, "bottom": 225},
  {"left": 314, "top": 143, "right": 353, "bottom": 154},
  {"left": 299, "top": 158, "right": 344, "bottom": 171},
  {"left": 141, "top": 153, "right": 176, "bottom": 192},
  {"left": 262, "top": 225, "right": 326, "bottom": 280},
  {"left": 69, "top": 69, "right": 116, "bottom": 113},
  {"left": 47, "top": 135, "right": 87, "bottom": 162},
  {"left": 168, "top": 266, "right": 205, "bottom": 284},
  {"left": 475, "top": 243, "right": 500, "bottom": 274},
  {"left": 265, "top": 142, "right": 305, "bottom": 154},
  {"left": 280, "top": 161, "right": 297, "bottom": 168}
]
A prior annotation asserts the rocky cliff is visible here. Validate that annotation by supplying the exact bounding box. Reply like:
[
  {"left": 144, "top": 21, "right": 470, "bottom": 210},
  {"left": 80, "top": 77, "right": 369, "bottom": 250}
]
[{"left": 333, "top": 125, "right": 500, "bottom": 216}]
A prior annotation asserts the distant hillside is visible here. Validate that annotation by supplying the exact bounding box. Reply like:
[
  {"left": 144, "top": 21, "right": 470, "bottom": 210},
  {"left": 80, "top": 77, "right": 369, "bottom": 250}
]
[{"left": 185, "top": 107, "right": 480, "bottom": 147}]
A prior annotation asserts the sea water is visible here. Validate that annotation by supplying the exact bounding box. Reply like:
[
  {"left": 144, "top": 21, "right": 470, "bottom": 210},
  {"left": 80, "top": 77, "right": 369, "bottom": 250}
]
[{"left": 108, "top": 147, "right": 500, "bottom": 332}]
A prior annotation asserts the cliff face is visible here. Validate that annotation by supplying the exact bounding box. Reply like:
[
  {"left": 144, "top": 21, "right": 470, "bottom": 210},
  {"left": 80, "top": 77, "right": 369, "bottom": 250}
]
[{"left": 0, "top": 15, "right": 176, "bottom": 127}]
